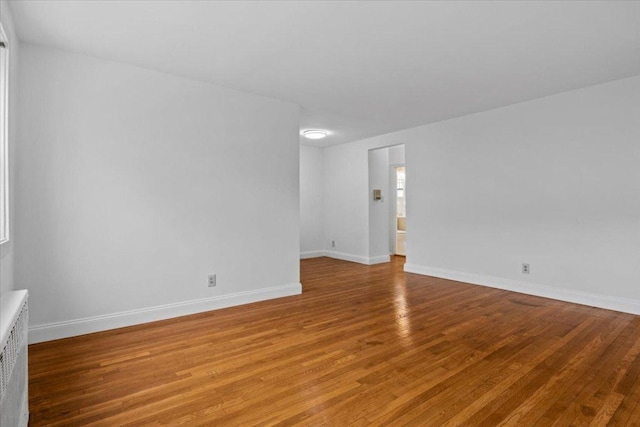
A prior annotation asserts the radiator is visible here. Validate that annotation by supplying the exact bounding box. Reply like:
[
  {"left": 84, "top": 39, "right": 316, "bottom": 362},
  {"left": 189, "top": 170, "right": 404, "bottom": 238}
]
[{"left": 0, "top": 290, "right": 29, "bottom": 427}]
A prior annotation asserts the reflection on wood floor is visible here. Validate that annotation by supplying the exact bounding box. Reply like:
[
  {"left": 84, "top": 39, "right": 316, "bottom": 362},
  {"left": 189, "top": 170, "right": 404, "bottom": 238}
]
[{"left": 29, "top": 256, "right": 640, "bottom": 426}]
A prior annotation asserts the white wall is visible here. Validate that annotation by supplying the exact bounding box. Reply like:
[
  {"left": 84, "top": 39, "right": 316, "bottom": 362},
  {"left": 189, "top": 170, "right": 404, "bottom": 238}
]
[
  {"left": 323, "top": 76, "right": 640, "bottom": 314},
  {"left": 389, "top": 145, "right": 405, "bottom": 166},
  {"left": 300, "top": 144, "right": 324, "bottom": 258},
  {"left": 323, "top": 131, "right": 407, "bottom": 264},
  {"left": 0, "top": 0, "right": 19, "bottom": 294},
  {"left": 368, "top": 147, "right": 390, "bottom": 263},
  {"left": 406, "top": 76, "right": 640, "bottom": 309},
  {"left": 324, "top": 140, "right": 379, "bottom": 264},
  {"left": 323, "top": 142, "right": 404, "bottom": 264},
  {"left": 17, "top": 44, "right": 301, "bottom": 341}
]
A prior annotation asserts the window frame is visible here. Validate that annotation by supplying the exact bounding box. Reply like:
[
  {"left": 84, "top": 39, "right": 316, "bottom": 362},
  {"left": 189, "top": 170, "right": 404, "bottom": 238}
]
[{"left": 0, "top": 23, "right": 9, "bottom": 245}]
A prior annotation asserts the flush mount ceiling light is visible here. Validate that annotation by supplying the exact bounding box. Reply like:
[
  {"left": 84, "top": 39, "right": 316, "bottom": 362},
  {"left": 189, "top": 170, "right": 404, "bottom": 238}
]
[{"left": 303, "top": 129, "right": 328, "bottom": 140}]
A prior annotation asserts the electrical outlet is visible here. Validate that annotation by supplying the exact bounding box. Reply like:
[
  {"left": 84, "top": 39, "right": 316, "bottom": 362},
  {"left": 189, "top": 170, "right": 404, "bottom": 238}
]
[
  {"left": 522, "top": 263, "right": 530, "bottom": 274},
  {"left": 332, "top": 240, "right": 335, "bottom": 248},
  {"left": 208, "top": 274, "right": 216, "bottom": 287}
]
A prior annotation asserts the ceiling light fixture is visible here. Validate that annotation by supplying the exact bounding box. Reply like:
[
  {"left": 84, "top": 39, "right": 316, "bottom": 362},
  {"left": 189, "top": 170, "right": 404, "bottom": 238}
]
[{"left": 303, "top": 129, "right": 328, "bottom": 140}]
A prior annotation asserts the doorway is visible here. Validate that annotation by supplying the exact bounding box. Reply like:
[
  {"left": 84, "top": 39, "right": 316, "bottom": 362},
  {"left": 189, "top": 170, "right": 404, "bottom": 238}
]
[
  {"left": 394, "top": 166, "right": 406, "bottom": 256},
  {"left": 368, "top": 144, "right": 404, "bottom": 264}
]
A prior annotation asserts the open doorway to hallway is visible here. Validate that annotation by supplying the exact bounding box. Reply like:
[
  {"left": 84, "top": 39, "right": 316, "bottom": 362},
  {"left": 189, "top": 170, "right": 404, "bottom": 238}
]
[
  {"left": 394, "top": 166, "right": 406, "bottom": 256},
  {"left": 368, "top": 144, "right": 405, "bottom": 264}
]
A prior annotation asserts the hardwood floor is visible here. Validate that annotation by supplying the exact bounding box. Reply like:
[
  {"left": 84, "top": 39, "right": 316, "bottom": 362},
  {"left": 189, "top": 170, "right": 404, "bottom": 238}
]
[{"left": 28, "top": 256, "right": 640, "bottom": 426}]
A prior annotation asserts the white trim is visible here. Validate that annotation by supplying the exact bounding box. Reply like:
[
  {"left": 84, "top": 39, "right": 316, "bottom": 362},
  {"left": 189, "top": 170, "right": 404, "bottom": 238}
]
[
  {"left": 404, "top": 263, "right": 640, "bottom": 315},
  {"left": 300, "top": 250, "right": 324, "bottom": 259},
  {"left": 323, "top": 250, "right": 390, "bottom": 265},
  {"left": 323, "top": 250, "right": 368, "bottom": 264},
  {"left": 29, "top": 283, "right": 302, "bottom": 343},
  {"left": 0, "top": 24, "right": 9, "bottom": 246},
  {"left": 368, "top": 254, "right": 391, "bottom": 265}
]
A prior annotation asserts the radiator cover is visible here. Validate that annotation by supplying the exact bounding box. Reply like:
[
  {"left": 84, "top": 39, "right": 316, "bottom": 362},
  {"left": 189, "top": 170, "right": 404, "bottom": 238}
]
[{"left": 0, "top": 290, "right": 29, "bottom": 427}]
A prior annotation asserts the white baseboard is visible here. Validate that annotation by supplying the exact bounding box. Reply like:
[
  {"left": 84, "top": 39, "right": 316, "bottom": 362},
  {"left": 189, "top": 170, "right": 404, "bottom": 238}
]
[
  {"left": 368, "top": 255, "right": 391, "bottom": 265},
  {"left": 323, "top": 250, "right": 390, "bottom": 265},
  {"left": 323, "top": 250, "right": 368, "bottom": 264},
  {"left": 404, "top": 263, "right": 640, "bottom": 315},
  {"left": 300, "top": 250, "right": 324, "bottom": 259},
  {"left": 29, "top": 283, "right": 302, "bottom": 344}
]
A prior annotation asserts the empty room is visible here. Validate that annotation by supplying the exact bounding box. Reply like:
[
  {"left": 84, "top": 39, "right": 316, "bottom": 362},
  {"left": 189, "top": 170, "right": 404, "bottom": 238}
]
[{"left": 1, "top": 0, "right": 639, "bottom": 425}]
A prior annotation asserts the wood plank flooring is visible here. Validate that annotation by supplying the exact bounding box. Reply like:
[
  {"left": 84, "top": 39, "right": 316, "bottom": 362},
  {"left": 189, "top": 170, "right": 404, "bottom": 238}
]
[{"left": 28, "top": 256, "right": 640, "bottom": 426}]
